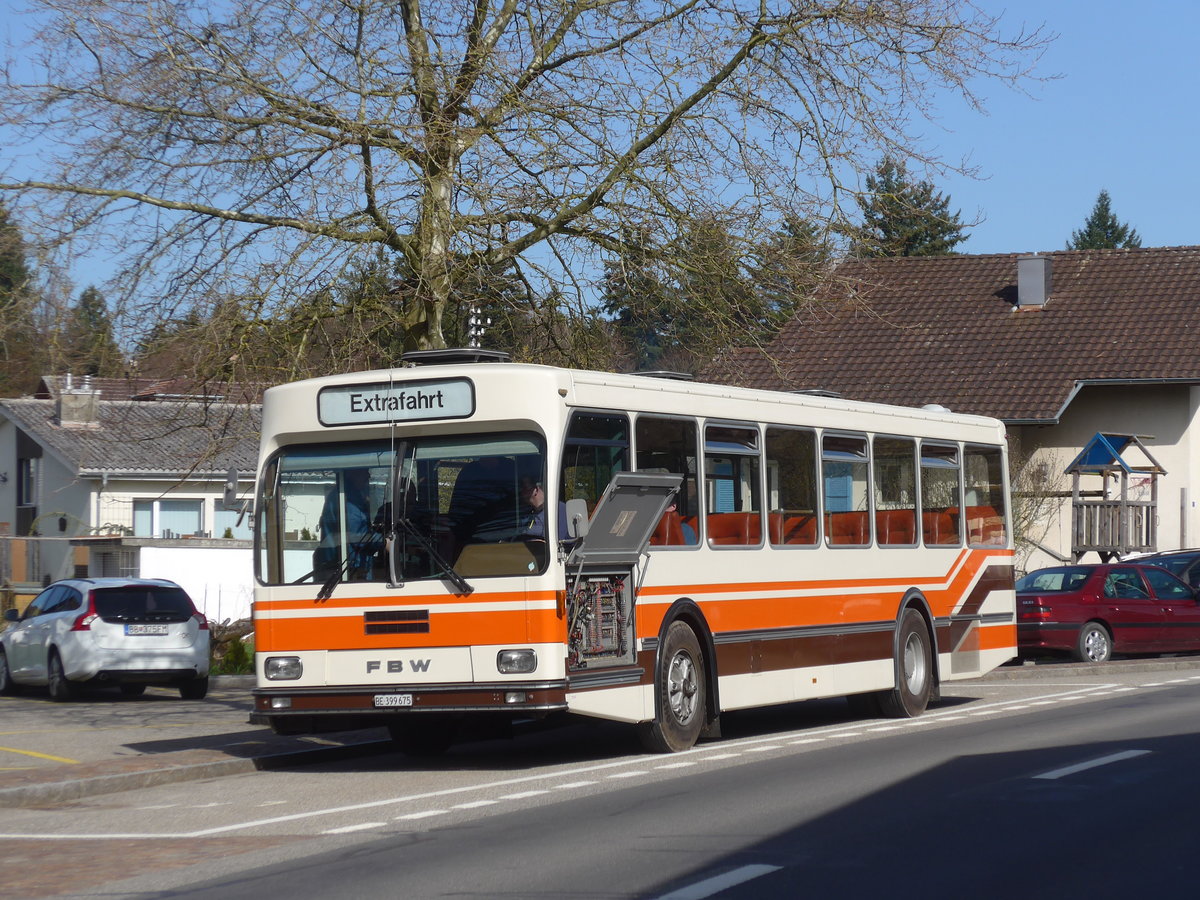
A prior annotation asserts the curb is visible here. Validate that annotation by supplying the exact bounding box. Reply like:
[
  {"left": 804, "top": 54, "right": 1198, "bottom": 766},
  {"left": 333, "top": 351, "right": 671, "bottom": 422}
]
[
  {"left": 978, "top": 656, "right": 1200, "bottom": 680},
  {"left": 0, "top": 740, "right": 394, "bottom": 809}
]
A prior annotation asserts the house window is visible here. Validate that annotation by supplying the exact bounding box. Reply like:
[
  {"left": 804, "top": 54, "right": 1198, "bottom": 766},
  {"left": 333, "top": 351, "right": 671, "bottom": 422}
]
[
  {"left": 17, "top": 458, "right": 38, "bottom": 507},
  {"left": 133, "top": 498, "right": 205, "bottom": 538},
  {"left": 214, "top": 506, "right": 253, "bottom": 539}
]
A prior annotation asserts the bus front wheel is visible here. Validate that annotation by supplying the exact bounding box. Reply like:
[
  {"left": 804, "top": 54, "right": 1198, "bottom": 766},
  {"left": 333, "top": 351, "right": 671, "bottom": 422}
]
[
  {"left": 877, "top": 608, "right": 933, "bottom": 719},
  {"left": 639, "top": 621, "right": 706, "bottom": 753}
]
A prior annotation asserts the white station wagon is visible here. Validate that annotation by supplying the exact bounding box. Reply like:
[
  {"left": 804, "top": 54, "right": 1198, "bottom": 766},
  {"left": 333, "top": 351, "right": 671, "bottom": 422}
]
[{"left": 0, "top": 577, "right": 210, "bottom": 700}]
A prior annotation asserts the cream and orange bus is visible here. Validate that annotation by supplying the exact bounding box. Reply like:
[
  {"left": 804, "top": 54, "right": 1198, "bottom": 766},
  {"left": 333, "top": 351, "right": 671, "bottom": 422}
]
[{"left": 247, "top": 350, "right": 1015, "bottom": 754}]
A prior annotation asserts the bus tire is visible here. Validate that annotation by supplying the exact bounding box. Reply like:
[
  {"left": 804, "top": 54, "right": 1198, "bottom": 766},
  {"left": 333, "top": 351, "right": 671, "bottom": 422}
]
[
  {"left": 639, "top": 621, "right": 706, "bottom": 753},
  {"left": 389, "top": 715, "right": 458, "bottom": 757},
  {"left": 877, "top": 608, "right": 933, "bottom": 719}
]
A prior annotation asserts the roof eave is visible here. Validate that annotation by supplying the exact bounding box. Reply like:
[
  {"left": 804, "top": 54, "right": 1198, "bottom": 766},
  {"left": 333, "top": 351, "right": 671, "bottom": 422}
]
[{"left": 1007, "top": 377, "right": 1200, "bottom": 428}]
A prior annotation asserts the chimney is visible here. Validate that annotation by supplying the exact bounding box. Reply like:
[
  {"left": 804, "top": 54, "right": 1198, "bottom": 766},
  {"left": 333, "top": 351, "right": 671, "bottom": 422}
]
[
  {"left": 1017, "top": 255, "right": 1052, "bottom": 308},
  {"left": 57, "top": 374, "right": 101, "bottom": 428}
]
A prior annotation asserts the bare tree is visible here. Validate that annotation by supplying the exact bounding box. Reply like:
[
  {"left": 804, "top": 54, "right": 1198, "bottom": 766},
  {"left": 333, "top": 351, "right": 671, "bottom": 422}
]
[{"left": 1, "top": 0, "right": 1048, "bottom": 358}]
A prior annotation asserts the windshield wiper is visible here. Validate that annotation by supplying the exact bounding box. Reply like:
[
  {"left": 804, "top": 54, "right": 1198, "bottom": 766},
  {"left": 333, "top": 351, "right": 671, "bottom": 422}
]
[
  {"left": 316, "top": 529, "right": 385, "bottom": 601},
  {"left": 390, "top": 516, "right": 474, "bottom": 596}
]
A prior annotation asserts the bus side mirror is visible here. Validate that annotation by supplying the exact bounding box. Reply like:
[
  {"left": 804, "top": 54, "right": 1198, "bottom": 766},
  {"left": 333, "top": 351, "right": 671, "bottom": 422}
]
[
  {"left": 223, "top": 467, "right": 255, "bottom": 525},
  {"left": 565, "top": 498, "right": 589, "bottom": 539}
]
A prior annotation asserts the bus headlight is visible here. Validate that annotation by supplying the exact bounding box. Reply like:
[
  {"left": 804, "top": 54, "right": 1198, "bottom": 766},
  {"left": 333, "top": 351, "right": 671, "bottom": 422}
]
[
  {"left": 497, "top": 649, "right": 537, "bottom": 674},
  {"left": 265, "top": 656, "right": 303, "bottom": 680}
]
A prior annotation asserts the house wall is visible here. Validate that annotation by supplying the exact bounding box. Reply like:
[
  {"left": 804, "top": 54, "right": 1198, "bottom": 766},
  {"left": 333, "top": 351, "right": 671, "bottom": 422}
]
[
  {"left": 0, "top": 418, "right": 16, "bottom": 537},
  {"left": 0, "top": 418, "right": 93, "bottom": 583},
  {"left": 1013, "top": 383, "right": 1200, "bottom": 573}
]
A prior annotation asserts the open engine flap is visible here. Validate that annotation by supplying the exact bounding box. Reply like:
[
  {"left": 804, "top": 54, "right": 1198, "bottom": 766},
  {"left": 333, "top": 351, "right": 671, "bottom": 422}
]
[{"left": 566, "top": 472, "right": 682, "bottom": 567}]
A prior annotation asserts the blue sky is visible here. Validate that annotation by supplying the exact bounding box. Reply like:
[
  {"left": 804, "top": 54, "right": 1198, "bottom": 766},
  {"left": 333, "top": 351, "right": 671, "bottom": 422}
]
[
  {"left": 2, "top": 1, "right": 1194, "bottom": 273},
  {"left": 937, "top": 1, "right": 1199, "bottom": 255}
]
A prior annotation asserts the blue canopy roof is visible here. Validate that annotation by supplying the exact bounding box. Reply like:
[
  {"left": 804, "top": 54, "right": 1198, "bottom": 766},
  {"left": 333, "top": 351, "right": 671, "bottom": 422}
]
[{"left": 1065, "top": 433, "right": 1165, "bottom": 475}]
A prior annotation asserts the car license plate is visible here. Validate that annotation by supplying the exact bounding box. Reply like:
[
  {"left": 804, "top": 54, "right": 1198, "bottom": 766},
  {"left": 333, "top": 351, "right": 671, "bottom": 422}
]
[
  {"left": 374, "top": 693, "right": 413, "bottom": 708},
  {"left": 126, "top": 623, "right": 169, "bottom": 635}
]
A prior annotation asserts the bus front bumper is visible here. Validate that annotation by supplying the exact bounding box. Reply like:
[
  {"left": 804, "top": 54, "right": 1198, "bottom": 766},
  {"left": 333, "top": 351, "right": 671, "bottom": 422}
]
[{"left": 250, "top": 681, "right": 569, "bottom": 729}]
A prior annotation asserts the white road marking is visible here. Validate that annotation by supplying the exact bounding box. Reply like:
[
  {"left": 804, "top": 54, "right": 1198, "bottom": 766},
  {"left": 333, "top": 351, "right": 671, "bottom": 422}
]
[
  {"left": 1034, "top": 749, "right": 1152, "bottom": 781},
  {"left": 654, "top": 864, "right": 783, "bottom": 900},
  {"left": 323, "top": 822, "right": 386, "bottom": 834},
  {"left": 395, "top": 810, "right": 448, "bottom": 821}
]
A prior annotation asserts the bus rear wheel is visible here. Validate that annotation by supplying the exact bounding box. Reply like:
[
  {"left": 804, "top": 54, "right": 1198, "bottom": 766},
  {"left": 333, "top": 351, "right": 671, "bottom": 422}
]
[
  {"left": 639, "top": 621, "right": 706, "bottom": 753},
  {"left": 877, "top": 608, "right": 933, "bottom": 719}
]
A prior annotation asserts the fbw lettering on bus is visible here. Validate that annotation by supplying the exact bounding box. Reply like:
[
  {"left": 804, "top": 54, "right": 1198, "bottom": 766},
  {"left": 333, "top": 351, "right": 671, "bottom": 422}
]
[{"left": 367, "top": 659, "right": 433, "bottom": 674}]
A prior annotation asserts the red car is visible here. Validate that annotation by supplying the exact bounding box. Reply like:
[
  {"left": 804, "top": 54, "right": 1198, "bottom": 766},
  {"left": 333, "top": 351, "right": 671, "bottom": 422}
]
[{"left": 1017, "top": 564, "right": 1200, "bottom": 663}]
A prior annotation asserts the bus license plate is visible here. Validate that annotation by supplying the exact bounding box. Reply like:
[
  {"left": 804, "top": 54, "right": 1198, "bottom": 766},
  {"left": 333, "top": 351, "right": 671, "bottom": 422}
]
[
  {"left": 126, "top": 624, "right": 169, "bottom": 635},
  {"left": 374, "top": 694, "right": 413, "bottom": 707}
]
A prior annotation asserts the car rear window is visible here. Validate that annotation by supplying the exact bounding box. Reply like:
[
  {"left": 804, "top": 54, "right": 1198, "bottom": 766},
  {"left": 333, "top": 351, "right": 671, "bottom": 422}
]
[
  {"left": 92, "top": 586, "right": 195, "bottom": 622},
  {"left": 1016, "top": 568, "right": 1090, "bottom": 592}
]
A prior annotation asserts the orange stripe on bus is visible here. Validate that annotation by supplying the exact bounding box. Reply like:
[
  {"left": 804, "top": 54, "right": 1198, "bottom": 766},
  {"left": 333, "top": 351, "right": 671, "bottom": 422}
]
[
  {"left": 255, "top": 607, "right": 566, "bottom": 652},
  {"left": 256, "top": 588, "right": 560, "bottom": 611}
]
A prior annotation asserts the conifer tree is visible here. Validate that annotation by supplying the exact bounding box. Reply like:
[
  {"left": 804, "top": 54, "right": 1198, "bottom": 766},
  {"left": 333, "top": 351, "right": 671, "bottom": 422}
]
[
  {"left": 852, "top": 158, "right": 967, "bottom": 257},
  {"left": 0, "top": 203, "right": 43, "bottom": 395},
  {"left": 64, "top": 286, "right": 123, "bottom": 376},
  {"left": 1067, "top": 190, "right": 1142, "bottom": 250}
]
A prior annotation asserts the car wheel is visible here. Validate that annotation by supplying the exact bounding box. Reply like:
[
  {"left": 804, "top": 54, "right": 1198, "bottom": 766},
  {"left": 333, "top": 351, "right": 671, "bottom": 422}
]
[
  {"left": 47, "top": 650, "right": 82, "bottom": 702},
  {"left": 0, "top": 648, "right": 16, "bottom": 695},
  {"left": 119, "top": 684, "right": 147, "bottom": 697},
  {"left": 1074, "top": 621, "right": 1112, "bottom": 663},
  {"left": 179, "top": 676, "right": 209, "bottom": 700}
]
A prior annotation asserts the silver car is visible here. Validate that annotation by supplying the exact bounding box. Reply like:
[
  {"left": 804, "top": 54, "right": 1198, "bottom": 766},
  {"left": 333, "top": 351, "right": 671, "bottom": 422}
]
[{"left": 0, "top": 577, "right": 210, "bottom": 700}]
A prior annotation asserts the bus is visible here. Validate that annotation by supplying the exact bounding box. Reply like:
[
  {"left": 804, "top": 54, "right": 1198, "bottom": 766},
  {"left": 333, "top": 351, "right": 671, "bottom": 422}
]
[{"left": 248, "top": 350, "right": 1015, "bottom": 754}]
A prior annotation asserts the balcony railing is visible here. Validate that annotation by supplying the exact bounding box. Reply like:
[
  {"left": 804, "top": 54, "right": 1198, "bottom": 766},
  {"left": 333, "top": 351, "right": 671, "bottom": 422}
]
[{"left": 1072, "top": 498, "right": 1157, "bottom": 558}]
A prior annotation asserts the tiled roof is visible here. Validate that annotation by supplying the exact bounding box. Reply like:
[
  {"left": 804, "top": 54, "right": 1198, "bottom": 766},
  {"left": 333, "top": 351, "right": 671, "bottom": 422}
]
[
  {"left": 34, "top": 375, "right": 267, "bottom": 404},
  {"left": 705, "top": 246, "right": 1200, "bottom": 422},
  {"left": 0, "top": 398, "right": 260, "bottom": 477}
]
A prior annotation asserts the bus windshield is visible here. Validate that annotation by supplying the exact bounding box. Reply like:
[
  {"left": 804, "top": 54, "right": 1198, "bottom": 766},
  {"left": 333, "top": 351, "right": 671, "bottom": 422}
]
[{"left": 257, "top": 431, "right": 547, "bottom": 586}]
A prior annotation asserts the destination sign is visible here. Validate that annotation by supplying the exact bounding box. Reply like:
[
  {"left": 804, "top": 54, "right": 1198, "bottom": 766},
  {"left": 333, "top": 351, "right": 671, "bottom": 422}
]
[{"left": 317, "top": 377, "right": 475, "bottom": 426}]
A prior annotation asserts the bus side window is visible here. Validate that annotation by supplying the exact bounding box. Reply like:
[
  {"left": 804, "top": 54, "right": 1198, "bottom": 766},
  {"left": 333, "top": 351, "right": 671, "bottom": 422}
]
[
  {"left": 705, "top": 424, "right": 762, "bottom": 547},
  {"left": 822, "top": 434, "right": 870, "bottom": 547},
  {"left": 921, "top": 443, "right": 962, "bottom": 546},
  {"left": 561, "top": 412, "right": 629, "bottom": 516},
  {"left": 636, "top": 415, "right": 700, "bottom": 546},
  {"left": 964, "top": 445, "right": 1009, "bottom": 547},
  {"left": 873, "top": 437, "right": 917, "bottom": 547},
  {"left": 765, "top": 426, "right": 818, "bottom": 546}
]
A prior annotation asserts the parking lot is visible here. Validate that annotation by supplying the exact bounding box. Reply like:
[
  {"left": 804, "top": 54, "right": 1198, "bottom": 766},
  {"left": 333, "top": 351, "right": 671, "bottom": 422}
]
[{"left": 0, "top": 675, "right": 389, "bottom": 807}]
